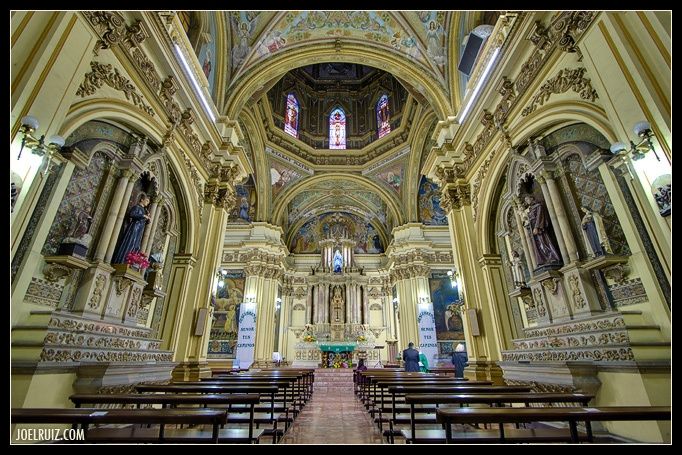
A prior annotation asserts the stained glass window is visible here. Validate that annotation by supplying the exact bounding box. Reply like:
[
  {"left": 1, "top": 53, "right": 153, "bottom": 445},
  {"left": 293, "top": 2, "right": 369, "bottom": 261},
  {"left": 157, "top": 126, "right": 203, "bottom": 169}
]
[
  {"left": 376, "top": 94, "right": 391, "bottom": 138},
  {"left": 284, "top": 94, "right": 299, "bottom": 138},
  {"left": 329, "top": 108, "right": 346, "bottom": 150}
]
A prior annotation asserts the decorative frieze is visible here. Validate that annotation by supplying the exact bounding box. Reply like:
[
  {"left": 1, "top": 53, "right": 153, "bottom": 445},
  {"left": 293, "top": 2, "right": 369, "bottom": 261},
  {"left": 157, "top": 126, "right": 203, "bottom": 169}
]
[
  {"left": 608, "top": 278, "right": 648, "bottom": 307},
  {"left": 502, "top": 347, "right": 634, "bottom": 362},
  {"left": 39, "top": 312, "right": 171, "bottom": 363},
  {"left": 25, "top": 278, "right": 64, "bottom": 308},
  {"left": 522, "top": 67, "right": 598, "bottom": 116},
  {"left": 524, "top": 314, "right": 626, "bottom": 338},
  {"left": 76, "top": 61, "right": 155, "bottom": 117}
]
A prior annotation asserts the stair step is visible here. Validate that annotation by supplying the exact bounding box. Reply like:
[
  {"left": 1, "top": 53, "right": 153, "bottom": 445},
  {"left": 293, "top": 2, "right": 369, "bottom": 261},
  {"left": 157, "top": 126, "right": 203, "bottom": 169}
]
[
  {"left": 630, "top": 342, "right": 671, "bottom": 360},
  {"left": 619, "top": 310, "right": 651, "bottom": 325},
  {"left": 625, "top": 325, "right": 665, "bottom": 343}
]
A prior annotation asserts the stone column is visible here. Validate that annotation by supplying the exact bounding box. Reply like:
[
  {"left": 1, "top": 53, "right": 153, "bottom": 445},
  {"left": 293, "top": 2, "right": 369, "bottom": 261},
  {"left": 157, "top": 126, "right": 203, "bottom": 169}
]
[
  {"left": 393, "top": 268, "right": 422, "bottom": 351},
  {"left": 542, "top": 171, "right": 579, "bottom": 263},
  {"left": 346, "top": 283, "right": 353, "bottom": 323},
  {"left": 536, "top": 174, "right": 570, "bottom": 264},
  {"left": 306, "top": 285, "right": 313, "bottom": 325},
  {"left": 104, "top": 170, "right": 138, "bottom": 263},
  {"left": 479, "top": 254, "right": 517, "bottom": 354},
  {"left": 171, "top": 183, "right": 234, "bottom": 381},
  {"left": 361, "top": 285, "right": 369, "bottom": 325},
  {"left": 512, "top": 198, "right": 537, "bottom": 271},
  {"left": 440, "top": 178, "right": 505, "bottom": 384},
  {"left": 93, "top": 169, "right": 132, "bottom": 261},
  {"left": 141, "top": 195, "right": 162, "bottom": 255}
]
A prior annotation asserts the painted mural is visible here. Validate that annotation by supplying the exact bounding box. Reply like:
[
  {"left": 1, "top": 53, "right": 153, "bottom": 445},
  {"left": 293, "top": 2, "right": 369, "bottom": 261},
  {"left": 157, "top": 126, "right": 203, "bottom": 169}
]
[
  {"left": 287, "top": 179, "right": 388, "bottom": 227},
  {"left": 208, "top": 271, "right": 245, "bottom": 358},
  {"left": 271, "top": 160, "right": 303, "bottom": 200},
  {"left": 241, "top": 12, "right": 432, "bottom": 71},
  {"left": 229, "top": 11, "right": 263, "bottom": 72},
  {"left": 418, "top": 175, "right": 448, "bottom": 225},
  {"left": 229, "top": 175, "right": 257, "bottom": 223},
  {"left": 290, "top": 212, "right": 384, "bottom": 254},
  {"left": 429, "top": 271, "right": 463, "bottom": 341},
  {"left": 417, "top": 11, "right": 446, "bottom": 69},
  {"left": 197, "top": 13, "right": 217, "bottom": 99},
  {"left": 374, "top": 162, "right": 403, "bottom": 195}
]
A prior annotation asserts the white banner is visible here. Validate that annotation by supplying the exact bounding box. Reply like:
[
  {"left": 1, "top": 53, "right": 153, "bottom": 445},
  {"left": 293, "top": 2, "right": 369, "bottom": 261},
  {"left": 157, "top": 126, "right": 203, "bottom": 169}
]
[
  {"left": 235, "top": 302, "right": 257, "bottom": 369},
  {"left": 417, "top": 303, "right": 439, "bottom": 369}
]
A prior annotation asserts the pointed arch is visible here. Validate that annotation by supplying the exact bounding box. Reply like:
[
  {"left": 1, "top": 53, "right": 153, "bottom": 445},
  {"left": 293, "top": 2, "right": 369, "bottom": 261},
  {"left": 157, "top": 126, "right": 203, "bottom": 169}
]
[
  {"left": 284, "top": 93, "right": 300, "bottom": 138},
  {"left": 376, "top": 93, "right": 391, "bottom": 139},
  {"left": 329, "top": 107, "right": 347, "bottom": 150}
]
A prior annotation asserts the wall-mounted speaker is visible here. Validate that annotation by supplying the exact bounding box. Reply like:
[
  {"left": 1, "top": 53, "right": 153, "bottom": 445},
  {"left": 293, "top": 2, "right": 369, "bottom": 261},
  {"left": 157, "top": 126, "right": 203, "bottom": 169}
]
[
  {"left": 458, "top": 24, "right": 495, "bottom": 77},
  {"left": 458, "top": 33, "right": 485, "bottom": 77}
]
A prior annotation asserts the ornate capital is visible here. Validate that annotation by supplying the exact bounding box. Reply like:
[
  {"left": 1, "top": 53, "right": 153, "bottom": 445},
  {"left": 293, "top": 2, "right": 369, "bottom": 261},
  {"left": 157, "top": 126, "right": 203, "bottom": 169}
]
[
  {"left": 441, "top": 182, "right": 471, "bottom": 213},
  {"left": 203, "top": 183, "right": 219, "bottom": 205},
  {"left": 215, "top": 188, "right": 236, "bottom": 211}
]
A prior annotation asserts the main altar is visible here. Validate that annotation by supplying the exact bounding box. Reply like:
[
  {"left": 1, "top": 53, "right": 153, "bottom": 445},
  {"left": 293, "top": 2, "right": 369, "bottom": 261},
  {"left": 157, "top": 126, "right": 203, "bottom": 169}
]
[
  {"left": 319, "top": 342, "right": 356, "bottom": 368},
  {"left": 291, "top": 218, "right": 381, "bottom": 367}
]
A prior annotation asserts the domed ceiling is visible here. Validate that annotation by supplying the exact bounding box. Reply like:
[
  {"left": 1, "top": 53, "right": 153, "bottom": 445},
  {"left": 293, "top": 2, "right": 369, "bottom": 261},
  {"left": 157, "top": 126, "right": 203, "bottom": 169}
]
[{"left": 267, "top": 63, "right": 408, "bottom": 150}]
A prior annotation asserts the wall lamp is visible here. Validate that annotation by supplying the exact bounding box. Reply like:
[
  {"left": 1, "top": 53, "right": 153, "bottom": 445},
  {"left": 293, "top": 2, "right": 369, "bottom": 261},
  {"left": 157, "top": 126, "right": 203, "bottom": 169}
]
[
  {"left": 275, "top": 297, "right": 282, "bottom": 310},
  {"left": 17, "top": 115, "right": 65, "bottom": 173},
  {"left": 215, "top": 269, "right": 228, "bottom": 289},
  {"left": 609, "top": 121, "right": 660, "bottom": 162},
  {"left": 446, "top": 269, "right": 459, "bottom": 289}
]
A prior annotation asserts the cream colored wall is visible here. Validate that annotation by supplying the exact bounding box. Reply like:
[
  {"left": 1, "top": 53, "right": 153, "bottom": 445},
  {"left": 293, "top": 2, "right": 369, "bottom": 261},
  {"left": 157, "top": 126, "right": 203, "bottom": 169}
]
[{"left": 595, "top": 371, "right": 671, "bottom": 442}]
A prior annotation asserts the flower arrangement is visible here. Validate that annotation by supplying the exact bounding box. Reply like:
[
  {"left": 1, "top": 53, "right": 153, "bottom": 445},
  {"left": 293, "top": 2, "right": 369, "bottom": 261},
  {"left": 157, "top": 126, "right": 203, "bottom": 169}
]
[
  {"left": 303, "top": 335, "right": 316, "bottom": 342},
  {"left": 125, "top": 251, "right": 150, "bottom": 270}
]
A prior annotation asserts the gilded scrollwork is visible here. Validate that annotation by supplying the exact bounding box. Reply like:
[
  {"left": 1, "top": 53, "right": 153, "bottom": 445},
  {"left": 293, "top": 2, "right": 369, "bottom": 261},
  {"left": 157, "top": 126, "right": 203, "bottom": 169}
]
[
  {"left": 76, "top": 62, "right": 155, "bottom": 117},
  {"left": 522, "top": 67, "right": 598, "bottom": 116},
  {"left": 88, "top": 274, "right": 107, "bottom": 309}
]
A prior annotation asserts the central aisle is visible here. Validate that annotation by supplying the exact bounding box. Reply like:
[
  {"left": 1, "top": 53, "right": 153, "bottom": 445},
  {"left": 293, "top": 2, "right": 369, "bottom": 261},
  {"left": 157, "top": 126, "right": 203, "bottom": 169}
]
[{"left": 279, "top": 368, "right": 384, "bottom": 444}]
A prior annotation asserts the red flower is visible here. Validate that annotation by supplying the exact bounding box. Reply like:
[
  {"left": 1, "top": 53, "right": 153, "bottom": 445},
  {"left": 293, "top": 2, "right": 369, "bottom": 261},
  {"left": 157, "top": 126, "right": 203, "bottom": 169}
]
[{"left": 125, "top": 251, "right": 150, "bottom": 270}]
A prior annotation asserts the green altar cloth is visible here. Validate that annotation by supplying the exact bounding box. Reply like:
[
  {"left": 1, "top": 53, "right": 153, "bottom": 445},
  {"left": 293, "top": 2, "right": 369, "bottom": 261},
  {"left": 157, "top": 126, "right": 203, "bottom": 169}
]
[{"left": 318, "top": 343, "right": 356, "bottom": 353}]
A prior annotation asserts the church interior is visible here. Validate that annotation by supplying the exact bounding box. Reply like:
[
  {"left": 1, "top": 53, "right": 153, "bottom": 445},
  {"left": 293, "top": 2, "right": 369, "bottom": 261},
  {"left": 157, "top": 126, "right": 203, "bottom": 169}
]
[{"left": 10, "top": 11, "right": 671, "bottom": 444}]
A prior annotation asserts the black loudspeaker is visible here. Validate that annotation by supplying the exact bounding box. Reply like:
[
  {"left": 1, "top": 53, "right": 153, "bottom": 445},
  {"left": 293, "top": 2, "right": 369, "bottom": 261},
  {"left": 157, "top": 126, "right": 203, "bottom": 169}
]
[{"left": 457, "top": 33, "right": 485, "bottom": 77}]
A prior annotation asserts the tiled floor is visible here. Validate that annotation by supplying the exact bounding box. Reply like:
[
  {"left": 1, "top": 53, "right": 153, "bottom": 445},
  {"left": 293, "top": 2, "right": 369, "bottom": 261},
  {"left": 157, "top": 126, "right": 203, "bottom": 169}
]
[{"left": 279, "top": 392, "right": 384, "bottom": 444}]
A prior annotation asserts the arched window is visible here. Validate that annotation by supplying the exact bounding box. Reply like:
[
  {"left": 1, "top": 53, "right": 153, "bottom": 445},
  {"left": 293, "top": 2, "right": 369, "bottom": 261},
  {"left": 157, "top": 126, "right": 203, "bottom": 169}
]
[
  {"left": 376, "top": 94, "right": 391, "bottom": 138},
  {"left": 284, "top": 94, "right": 299, "bottom": 138},
  {"left": 329, "top": 108, "right": 346, "bottom": 150}
]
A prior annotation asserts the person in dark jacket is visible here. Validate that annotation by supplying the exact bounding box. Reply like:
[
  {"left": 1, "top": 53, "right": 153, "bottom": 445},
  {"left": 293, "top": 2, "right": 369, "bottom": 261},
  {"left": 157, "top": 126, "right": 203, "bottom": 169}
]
[
  {"left": 452, "top": 343, "right": 469, "bottom": 378},
  {"left": 402, "top": 342, "right": 420, "bottom": 372}
]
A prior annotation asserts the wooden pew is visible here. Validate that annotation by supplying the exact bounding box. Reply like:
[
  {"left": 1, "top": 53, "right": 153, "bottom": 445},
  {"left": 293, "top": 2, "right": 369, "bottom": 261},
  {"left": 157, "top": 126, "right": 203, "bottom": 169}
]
[
  {"left": 136, "top": 384, "right": 281, "bottom": 442},
  {"left": 436, "top": 406, "right": 671, "bottom": 443},
  {"left": 400, "top": 393, "right": 594, "bottom": 443},
  {"left": 68, "top": 393, "right": 263, "bottom": 442},
  {"left": 12, "top": 408, "right": 228, "bottom": 443}
]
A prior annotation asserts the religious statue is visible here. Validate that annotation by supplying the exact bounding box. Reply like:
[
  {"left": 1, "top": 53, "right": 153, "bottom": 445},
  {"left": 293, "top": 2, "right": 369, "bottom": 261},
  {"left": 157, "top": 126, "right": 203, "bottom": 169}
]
[
  {"left": 111, "top": 192, "right": 151, "bottom": 264},
  {"left": 333, "top": 249, "right": 343, "bottom": 273},
  {"left": 331, "top": 285, "right": 344, "bottom": 322},
  {"left": 580, "top": 207, "right": 612, "bottom": 257},
  {"left": 509, "top": 250, "right": 526, "bottom": 288},
  {"left": 523, "top": 195, "right": 561, "bottom": 266}
]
